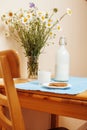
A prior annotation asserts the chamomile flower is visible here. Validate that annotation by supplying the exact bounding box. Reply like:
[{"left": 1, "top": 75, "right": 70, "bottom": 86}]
[
  {"left": 49, "top": 32, "right": 53, "bottom": 35},
  {"left": 47, "top": 22, "right": 52, "bottom": 28},
  {"left": 67, "top": 8, "right": 72, "bottom": 16},
  {"left": 4, "top": 31, "right": 10, "bottom": 37},
  {"left": 27, "top": 14, "right": 31, "bottom": 19},
  {"left": 37, "top": 11, "right": 47, "bottom": 22},
  {"left": 53, "top": 8, "right": 58, "bottom": 13},
  {"left": 57, "top": 25, "right": 61, "bottom": 31},
  {"left": 23, "top": 17, "right": 28, "bottom": 23},
  {"left": 48, "top": 19, "right": 52, "bottom": 23},
  {"left": 41, "top": 15, "right": 45, "bottom": 21},
  {"left": 18, "top": 13, "right": 23, "bottom": 19},
  {"left": 37, "top": 11, "right": 42, "bottom": 16},
  {"left": 8, "top": 11, "right": 13, "bottom": 17}
]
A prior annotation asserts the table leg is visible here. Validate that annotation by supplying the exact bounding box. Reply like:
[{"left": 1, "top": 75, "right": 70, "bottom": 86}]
[{"left": 51, "top": 114, "right": 59, "bottom": 128}]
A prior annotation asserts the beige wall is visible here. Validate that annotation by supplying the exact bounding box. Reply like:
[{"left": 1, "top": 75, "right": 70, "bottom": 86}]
[{"left": 0, "top": 0, "right": 87, "bottom": 130}]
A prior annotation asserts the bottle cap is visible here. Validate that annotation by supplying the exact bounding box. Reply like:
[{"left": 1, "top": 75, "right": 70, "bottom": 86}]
[{"left": 59, "top": 36, "right": 67, "bottom": 45}]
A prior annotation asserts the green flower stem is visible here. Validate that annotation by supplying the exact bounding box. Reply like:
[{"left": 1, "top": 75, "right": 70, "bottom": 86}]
[
  {"left": 27, "top": 56, "right": 38, "bottom": 78},
  {"left": 44, "top": 13, "right": 67, "bottom": 44},
  {"left": 59, "top": 13, "right": 67, "bottom": 22},
  {"left": 44, "top": 19, "right": 59, "bottom": 43}
]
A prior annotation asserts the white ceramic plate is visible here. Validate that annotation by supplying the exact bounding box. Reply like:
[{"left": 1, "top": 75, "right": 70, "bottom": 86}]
[{"left": 42, "top": 82, "right": 71, "bottom": 89}]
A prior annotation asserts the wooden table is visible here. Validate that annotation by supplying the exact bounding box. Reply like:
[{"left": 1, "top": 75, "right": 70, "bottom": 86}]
[{"left": 0, "top": 78, "right": 87, "bottom": 128}]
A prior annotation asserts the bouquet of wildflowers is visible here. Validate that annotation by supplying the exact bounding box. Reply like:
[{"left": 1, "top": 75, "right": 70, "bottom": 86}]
[
  {"left": 1, "top": 2, "right": 72, "bottom": 78},
  {"left": 1, "top": 2, "right": 72, "bottom": 57}
]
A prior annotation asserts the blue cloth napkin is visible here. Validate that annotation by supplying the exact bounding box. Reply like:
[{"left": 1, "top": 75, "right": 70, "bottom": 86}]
[{"left": 16, "top": 77, "right": 87, "bottom": 95}]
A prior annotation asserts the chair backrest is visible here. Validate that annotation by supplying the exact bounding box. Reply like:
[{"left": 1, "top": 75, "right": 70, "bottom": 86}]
[
  {"left": 0, "top": 55, "right": 25, "bottom": 130},
  {"left": 0, "top": 50, "right": 21, "bottom": 78}
]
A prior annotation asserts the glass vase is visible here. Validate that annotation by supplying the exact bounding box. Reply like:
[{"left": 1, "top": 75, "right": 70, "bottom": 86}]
[{"left": 27, "top": 56, "right": 38, "bottom": 79}]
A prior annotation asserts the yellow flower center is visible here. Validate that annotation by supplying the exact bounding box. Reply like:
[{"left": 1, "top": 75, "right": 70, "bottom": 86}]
[
  {"left": 24, "top": 18, "right": 27, "bottom": 22},
  {"left": 27, "top": 15, "right": 30, "bottom": 18},
  {"left": 67, "top": 8, "right": 72, "bottom": 16},
  {"left": 50, "top": 32, "right": 52, "bottom": 35},
  {"left": 19, "top": 14, "right": 23, "bottom": 18},
  {"left": 48, "top": 19, "right": 52, "bottom": 22},
  {"left": 8, "top": 12, "right": 13, "bottom": 17},
  {"left": 41, "top": 16, "right": 45, "bottom": 20},
  {"left": 48, "top": 23, "right": 51, "bottom": 27},
  {"left": 57, "top": 25, "right": 61, "bottom": 30}
]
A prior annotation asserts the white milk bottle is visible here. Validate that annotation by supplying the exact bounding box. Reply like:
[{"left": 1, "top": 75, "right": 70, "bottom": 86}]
[{"left": 55, "top": 37, "right": 70, "bottom": 81}]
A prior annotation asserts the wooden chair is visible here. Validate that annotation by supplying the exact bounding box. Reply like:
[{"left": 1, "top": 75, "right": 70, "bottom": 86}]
[
  {"left": 0, "top": 50, "right": 21, "bottom": 78},
  {"left": 0, "top": 55, "right": 25, "bottom": 130}
]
